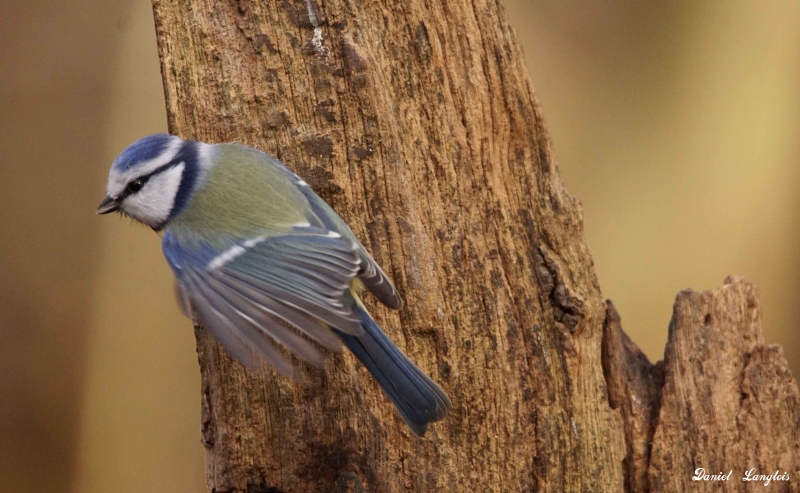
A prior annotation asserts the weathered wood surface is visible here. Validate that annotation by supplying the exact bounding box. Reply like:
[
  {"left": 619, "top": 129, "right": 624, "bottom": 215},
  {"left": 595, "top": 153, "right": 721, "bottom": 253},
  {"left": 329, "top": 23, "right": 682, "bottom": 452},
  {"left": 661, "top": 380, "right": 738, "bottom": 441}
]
[
  {"left": 604, "top": 277, "right": 799, "bottom": 492},
  {"left": 151, "top": 1, "right": 799, "bottom": 491}
]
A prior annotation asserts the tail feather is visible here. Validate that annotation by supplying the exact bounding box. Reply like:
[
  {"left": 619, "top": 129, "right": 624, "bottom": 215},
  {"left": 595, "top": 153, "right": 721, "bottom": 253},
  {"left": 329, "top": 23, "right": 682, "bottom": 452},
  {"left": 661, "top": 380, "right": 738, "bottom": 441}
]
[{"left": 334, "top": 302, "right": 451, "bottom": 436}]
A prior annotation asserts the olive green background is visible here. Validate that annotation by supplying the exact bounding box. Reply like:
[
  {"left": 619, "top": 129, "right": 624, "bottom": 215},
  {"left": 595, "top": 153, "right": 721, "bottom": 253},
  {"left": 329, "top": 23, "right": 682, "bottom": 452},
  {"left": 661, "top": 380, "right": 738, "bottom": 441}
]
[{"left": 1, "top": 1, "right": 797, "bottom": 491}]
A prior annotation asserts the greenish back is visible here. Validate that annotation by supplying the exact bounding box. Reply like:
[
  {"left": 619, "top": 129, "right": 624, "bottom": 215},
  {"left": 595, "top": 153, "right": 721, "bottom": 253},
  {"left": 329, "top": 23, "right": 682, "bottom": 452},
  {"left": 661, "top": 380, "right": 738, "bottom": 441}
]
[{"left": 169, "top": 144, "right": 312, "bottom": 245}]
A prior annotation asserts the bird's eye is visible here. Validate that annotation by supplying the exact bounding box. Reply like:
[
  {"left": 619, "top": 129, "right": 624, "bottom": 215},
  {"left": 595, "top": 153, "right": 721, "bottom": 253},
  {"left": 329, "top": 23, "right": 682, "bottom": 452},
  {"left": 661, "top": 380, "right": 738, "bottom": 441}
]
[{"left": 126, "top": 179, "right": 144, "bottom": 194}]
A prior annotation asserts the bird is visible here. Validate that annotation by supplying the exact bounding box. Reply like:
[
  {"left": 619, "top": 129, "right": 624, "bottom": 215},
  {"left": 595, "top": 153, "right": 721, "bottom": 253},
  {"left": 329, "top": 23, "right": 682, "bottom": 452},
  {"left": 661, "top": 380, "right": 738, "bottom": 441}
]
[{"left": 97, "top": 133, "right": 451, "bottom": 435}]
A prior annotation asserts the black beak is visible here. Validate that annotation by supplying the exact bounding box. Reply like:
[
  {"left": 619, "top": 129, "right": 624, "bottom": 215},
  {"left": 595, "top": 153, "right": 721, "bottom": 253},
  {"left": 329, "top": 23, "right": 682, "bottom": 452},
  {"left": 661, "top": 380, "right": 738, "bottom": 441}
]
[{"left": 96, "top": 195, "right": 121, "bottom": 214}]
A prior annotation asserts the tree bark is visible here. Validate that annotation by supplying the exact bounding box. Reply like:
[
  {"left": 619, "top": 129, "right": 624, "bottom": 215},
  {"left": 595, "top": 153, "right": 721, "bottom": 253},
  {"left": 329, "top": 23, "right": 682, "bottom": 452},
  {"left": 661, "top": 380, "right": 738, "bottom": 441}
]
[{"left": 150, "top": 1, "right": 799, "bottom": 492}]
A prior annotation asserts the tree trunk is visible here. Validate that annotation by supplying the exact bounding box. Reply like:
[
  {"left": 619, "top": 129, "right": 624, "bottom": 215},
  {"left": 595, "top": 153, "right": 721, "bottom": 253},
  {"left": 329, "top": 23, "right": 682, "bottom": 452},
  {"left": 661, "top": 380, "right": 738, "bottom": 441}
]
[{"left": 150, "top": 1, "right": 799, "bottom": 491}]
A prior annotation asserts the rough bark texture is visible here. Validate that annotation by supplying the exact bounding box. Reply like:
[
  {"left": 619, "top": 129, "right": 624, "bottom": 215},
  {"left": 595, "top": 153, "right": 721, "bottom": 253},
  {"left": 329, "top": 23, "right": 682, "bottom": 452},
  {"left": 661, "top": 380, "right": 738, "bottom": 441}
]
[
  {"left": 150, "top": 1, "right": 799, "bottom": 492},
  {"left": 602, "top": 301, "right": 665, "bottom": 493},
  {"left": 603, "top": 276, "right": 800, "bottom": 492}
]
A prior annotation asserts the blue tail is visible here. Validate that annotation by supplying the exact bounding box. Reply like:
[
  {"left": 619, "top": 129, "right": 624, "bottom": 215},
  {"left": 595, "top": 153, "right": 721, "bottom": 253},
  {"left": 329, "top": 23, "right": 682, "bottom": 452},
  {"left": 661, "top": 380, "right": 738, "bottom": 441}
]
[{"left": 333, "top": 301, "right": 451, "bottom": 436}]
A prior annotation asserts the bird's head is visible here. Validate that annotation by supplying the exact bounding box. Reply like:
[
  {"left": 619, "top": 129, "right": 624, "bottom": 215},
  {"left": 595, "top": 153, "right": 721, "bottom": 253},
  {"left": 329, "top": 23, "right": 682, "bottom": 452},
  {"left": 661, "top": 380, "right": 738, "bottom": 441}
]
[{"left": 98, "top": 134, "right": 203, "bottom": 230}]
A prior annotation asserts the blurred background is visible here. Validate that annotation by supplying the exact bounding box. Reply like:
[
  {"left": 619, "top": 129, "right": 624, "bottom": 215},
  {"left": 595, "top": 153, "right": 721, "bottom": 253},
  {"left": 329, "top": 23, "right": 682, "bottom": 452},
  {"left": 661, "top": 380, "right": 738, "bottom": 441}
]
[{"left": 0, "top": 0, "right": 797, "bottom": 491}]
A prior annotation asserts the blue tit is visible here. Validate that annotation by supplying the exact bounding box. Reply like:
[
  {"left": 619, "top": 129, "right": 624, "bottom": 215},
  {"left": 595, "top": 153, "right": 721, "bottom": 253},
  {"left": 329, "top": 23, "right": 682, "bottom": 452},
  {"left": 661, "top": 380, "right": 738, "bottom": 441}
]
[{"left": 97, "top": 134, "right": 450, "bottom": 435}]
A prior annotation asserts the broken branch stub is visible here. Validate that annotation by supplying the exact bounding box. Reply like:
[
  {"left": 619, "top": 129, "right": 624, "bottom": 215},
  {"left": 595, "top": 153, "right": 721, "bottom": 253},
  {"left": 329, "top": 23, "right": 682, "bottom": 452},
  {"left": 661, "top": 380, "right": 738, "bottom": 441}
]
[{"left": 604, "top": 276, "right": 800, "bottom": 492}]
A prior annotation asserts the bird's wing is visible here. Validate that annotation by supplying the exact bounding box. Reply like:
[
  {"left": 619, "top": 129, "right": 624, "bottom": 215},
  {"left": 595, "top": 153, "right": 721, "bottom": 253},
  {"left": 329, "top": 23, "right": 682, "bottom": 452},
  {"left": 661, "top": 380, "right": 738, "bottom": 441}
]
[
  {"left": 163, "top": 225, "right": 364, "bottom": 377},
  {"left": 297, "top": 185, "right": 403, "bottom": 309},
  {"left": 241, "top": 147, "right": 403, "bottom": 309}
]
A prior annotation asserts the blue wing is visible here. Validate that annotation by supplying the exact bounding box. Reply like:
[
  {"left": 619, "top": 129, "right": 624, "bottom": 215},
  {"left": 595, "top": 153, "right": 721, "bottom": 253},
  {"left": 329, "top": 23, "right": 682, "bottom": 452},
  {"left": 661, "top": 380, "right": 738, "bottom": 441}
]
[
  {"left": 163, "top": 226, "right": 365, "bottom": 377},
  {"left": 296, "top": 184, "right": 403, "bottom": 310},
  {"left": 251, "top": 150, "right": 403, "bottom": 310}
]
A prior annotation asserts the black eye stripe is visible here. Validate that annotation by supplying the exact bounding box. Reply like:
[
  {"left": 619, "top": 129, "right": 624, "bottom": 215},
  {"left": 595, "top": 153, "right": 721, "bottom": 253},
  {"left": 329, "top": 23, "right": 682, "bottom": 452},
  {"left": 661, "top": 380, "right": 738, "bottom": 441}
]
[{"left": 120, "top": 162, "right": 178, "bottom": 199}]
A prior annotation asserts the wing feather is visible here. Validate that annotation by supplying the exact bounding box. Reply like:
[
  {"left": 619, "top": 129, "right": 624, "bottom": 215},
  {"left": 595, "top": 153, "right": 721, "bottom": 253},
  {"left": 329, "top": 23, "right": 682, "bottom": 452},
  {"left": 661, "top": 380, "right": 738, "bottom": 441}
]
[
  {"left": 220, "top": 267, "right": 358, "bottom": 329},
  {"left": 199, "top": 272, "right": 326, "bottom": 365},
  {"left": 298, "top": 188, "right": 403, "bottom": 309},
  {"left": 164, "top": 228, "right": 364, "bottom": 374},
  {"left": 357, "top": 256, "right": 403, "bottom": 309},
  {"left": 182, "top": 271, "right": 295, "bottom": 376},
  {"left": 210, "top": 270, "right": 343, "bottom": 351}
]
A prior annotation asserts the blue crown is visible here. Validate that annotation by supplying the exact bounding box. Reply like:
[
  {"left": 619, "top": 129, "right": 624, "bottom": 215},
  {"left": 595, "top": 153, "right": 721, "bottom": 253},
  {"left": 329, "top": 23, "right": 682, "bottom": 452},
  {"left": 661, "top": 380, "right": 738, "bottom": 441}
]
[{"left": 111, "top": 134, "right": 177, "bottom": 172}]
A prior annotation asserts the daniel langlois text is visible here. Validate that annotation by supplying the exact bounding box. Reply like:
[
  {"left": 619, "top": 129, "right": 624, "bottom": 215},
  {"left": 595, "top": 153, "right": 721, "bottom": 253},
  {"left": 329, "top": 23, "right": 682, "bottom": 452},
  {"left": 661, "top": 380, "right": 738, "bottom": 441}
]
[{"left": 693, "top": 468, "right": 790, "bottom": 486}]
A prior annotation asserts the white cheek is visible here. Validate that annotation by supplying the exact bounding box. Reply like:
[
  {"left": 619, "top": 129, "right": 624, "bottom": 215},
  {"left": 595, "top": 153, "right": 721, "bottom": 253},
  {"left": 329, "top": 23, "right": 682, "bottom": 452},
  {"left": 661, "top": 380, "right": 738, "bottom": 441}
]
[{"left": 121, "top": 163, "right": 185, "bottom": 227}]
